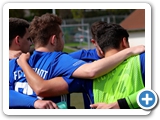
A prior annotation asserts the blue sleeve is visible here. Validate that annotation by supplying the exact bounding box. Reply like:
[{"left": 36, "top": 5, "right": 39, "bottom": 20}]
[
  {"left": 52, "top": 54, "right": 86, "bottom": 78},
  {"left": 83, "top": 93, "right": 91, "bottom": 109},
  {"left": 82, "top": 80, "right": 94, "bottom": 109},
  {"left": 63, "top": 76, "right": 85, "bottom": 93},
  {"left": 9, "top": 59, "right": 16, "bottom": 89},
  {"left": 63, "top": 76, "right": 94, "bottom": 109},
  {"left": 9, "top": 90, "right": 38, "bottom": 109},
  {"left": 140, "top": 52, "right": 145, "bottom": 86},
  {"left": 69, "top": 49, "right": 100, "bottom": 62}
]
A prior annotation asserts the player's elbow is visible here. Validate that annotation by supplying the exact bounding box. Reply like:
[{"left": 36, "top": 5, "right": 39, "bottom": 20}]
[
  {"left": 85, "top": 68, "right": 97, "bottom": 79},
  {"left": 33, "top": 86, "right": 45, "bottom": 96},
  {"left": 73, "top": 65, "right": 97, "bottom": 79}
]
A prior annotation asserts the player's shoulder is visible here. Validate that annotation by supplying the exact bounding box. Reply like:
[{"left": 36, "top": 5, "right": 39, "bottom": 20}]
[
  {"left": 44, "top": 51, "right": 67, "bottom": 58},
  {"left": 139, "top": 52, "right": 145, "bottom": 59},
  {"left": 48, "top": 51, "right": 73, "bottom": 61},
  {"left": 9, "top": 58, "right": 17, "bottom": 64},
  {"left": 140, "top": 52, "right": 145, "bottom": 56},
  {"left": 139, "top": 52, "right": 145, "bottom": 62},
  {"left": 131, "top": 52, "right": 145, "bottom": 58}
]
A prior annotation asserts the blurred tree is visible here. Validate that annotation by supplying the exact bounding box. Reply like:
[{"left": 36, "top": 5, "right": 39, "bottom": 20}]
[
  {"left": 57, "top": 9, "right": 73, "bottom": 19},
  {"left": 9, "top": 9, "right": 25, "bottom": 18},
  {"left": 71, "top": 9, "right": 84, "bottom": 19},
  {"left": 28, "top": 9, "right": 52, "bottom": 21},
  {"left": 9, "top": 9, "right": 135, "bottom": 21},
  {"left": 83, "top": 9, "right": 135, "bottom": 18},
  {"left": 9, "top": 9, "right": 52, "bottom": 21}
]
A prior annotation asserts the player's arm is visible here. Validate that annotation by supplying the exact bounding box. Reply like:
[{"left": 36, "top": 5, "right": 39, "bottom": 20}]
[
  {"left": 17, "top": 56, "right": 69, "bottom": 97},
  {"left": 118, "top": 90, "right": 145, "bottom": 109},
  {"left": 9, "top": 90, "right": 38, "bottom": 108},
  {"left": 9, "top": 90, "right": 58, "bottom": 109},
  {"left": 29, "top": 76, "right": 69, "bottom": 97},
  {"left": 16, "top": 53, "right": 68, "bottom": 97},
  {"left": 17, "top": 45, "right": 144, "bottom": 97},
  {"left": 72, "top": 45, "right": 145, "bottom": 79},
  {"left": 18, "top": 45, "right": 144, "bottom": 80},
  {"left": 31, "top": 76, "right": 69, "bottom": 97}
]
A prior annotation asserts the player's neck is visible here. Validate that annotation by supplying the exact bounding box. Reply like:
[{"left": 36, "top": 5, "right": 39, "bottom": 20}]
[
  {"left": 9, "top": 50, "right": 22, "bottom": 59},
  {"left": 35, "top": 43, "right": 56, "bottom": 52},
  {"left": 104, "top": 49, "right": 120, "bottom": 57},
  {"left": 9, "top": 44, "right": 20, "bottom": 51},
  {"left": 35, "top": 46, "right": 55, "bottom": 52}
]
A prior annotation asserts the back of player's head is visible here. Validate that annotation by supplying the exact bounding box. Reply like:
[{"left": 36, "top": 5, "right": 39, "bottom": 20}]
[
  {"left": 9, "top": 17, "right": 29, "bottom": 47},
  {"left": 91, "top": 21, "right": 108, "bottom": 40},
  {"left": 96, "top": 23, "right": 129, "bottom": 53},
  {"left": 29, "top": 13, "right": 62, "bottom": 48}
]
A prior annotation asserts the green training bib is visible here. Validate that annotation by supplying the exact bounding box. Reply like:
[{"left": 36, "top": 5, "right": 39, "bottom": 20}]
[{"left": 93, "top": 55, "right": 144, "bottom": 104}]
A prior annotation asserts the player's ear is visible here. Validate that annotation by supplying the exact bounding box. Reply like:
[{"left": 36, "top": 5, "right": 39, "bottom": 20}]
[
  {"left": 15, "top": 36, "right": 20, "bottom": 46},
  {"left": 91, "top": 39, "right": 104, "bottom": 57},
  {"left": 122, "top": 37, "right": 129, "bottom": 48},
  {"left": 50, "top": 35, "right": 56, "bottom": 45},
  {"left": 91, "top": 39, "right": 97, "bottom": 46},
  {"left": 96, "top": 44, "right": 105, "bottom": 58}
]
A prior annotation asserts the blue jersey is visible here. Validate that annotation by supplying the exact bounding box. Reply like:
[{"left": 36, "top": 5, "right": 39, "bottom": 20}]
[{"left": 9, "top": 51, "right": 86, "bottom": 109}]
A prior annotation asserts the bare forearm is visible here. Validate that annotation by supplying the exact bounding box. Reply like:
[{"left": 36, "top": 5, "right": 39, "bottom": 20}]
[
  {"left": 34, "top": 77, "right": 69, "bottom": 97},
  {"left": 88, "top": 48, "right": 133, "bottom": 78},
  {"left": 73, "top": 47, "right": 144, "bottom": 79},
  {"left": 20, "top": 61, "right": 43, "bottom": 91},
  {"left": 20, "top": 61, "right": 68, "bottom": 97}
]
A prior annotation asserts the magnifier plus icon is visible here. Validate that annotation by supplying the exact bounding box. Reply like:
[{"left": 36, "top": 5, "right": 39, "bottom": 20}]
[
  {"left": 137, "top": 89, "right": 158, "bottom": 110},
  {"left": 141, "top": 93, "right": 153, "bottom": 105}
]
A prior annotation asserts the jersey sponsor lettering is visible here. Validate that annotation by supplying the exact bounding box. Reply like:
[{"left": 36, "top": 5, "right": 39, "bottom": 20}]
[{"left": 14, "top": 68, "right": 48, "bottom": 80}]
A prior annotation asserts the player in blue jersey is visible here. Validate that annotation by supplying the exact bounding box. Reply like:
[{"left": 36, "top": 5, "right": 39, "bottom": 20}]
[
  {"left": 9, "top": 13, "right": 145, "bottom": 109},
  {"left": 9, "top": 17, "right": 59, "bottom": 109},
  {"left": 8, "top": 16, "right": 93, "bottom": 109},
  {"left": 15, "top": 20, "right": 145, "bottom": 109}
]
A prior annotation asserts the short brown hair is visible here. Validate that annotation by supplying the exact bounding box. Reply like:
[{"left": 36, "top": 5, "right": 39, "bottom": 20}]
[
  {"left": 29, "top": 13, "right": 62, "bottom": 47},
  {"left": 90, "top": 21, "right": 108, "bottom": 40}
]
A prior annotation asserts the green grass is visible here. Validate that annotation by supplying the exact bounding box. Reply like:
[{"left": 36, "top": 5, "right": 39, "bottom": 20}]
[
  {"left": 70, "top": 93, "right": 84, "bottom": 109},
  {"left": 65, "top": 42, "right": 88, "bottom": 47},
  {"left": 63, "top": 47, "right": 76, "bottom": 53}
]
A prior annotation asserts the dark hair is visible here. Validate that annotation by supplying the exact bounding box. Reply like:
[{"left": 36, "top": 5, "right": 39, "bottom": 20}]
[
  {"left": 96, "top": 23, "right": 129, "bottom": 53},
  {"left": 91, "top": 21, "right": 108, "bottom": 40},
  {"left": 29, "top": 13, "right": 62, "bottom": 47},
  {"left": 9, "top": 18, "right": 29, "bottom": 47}
]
